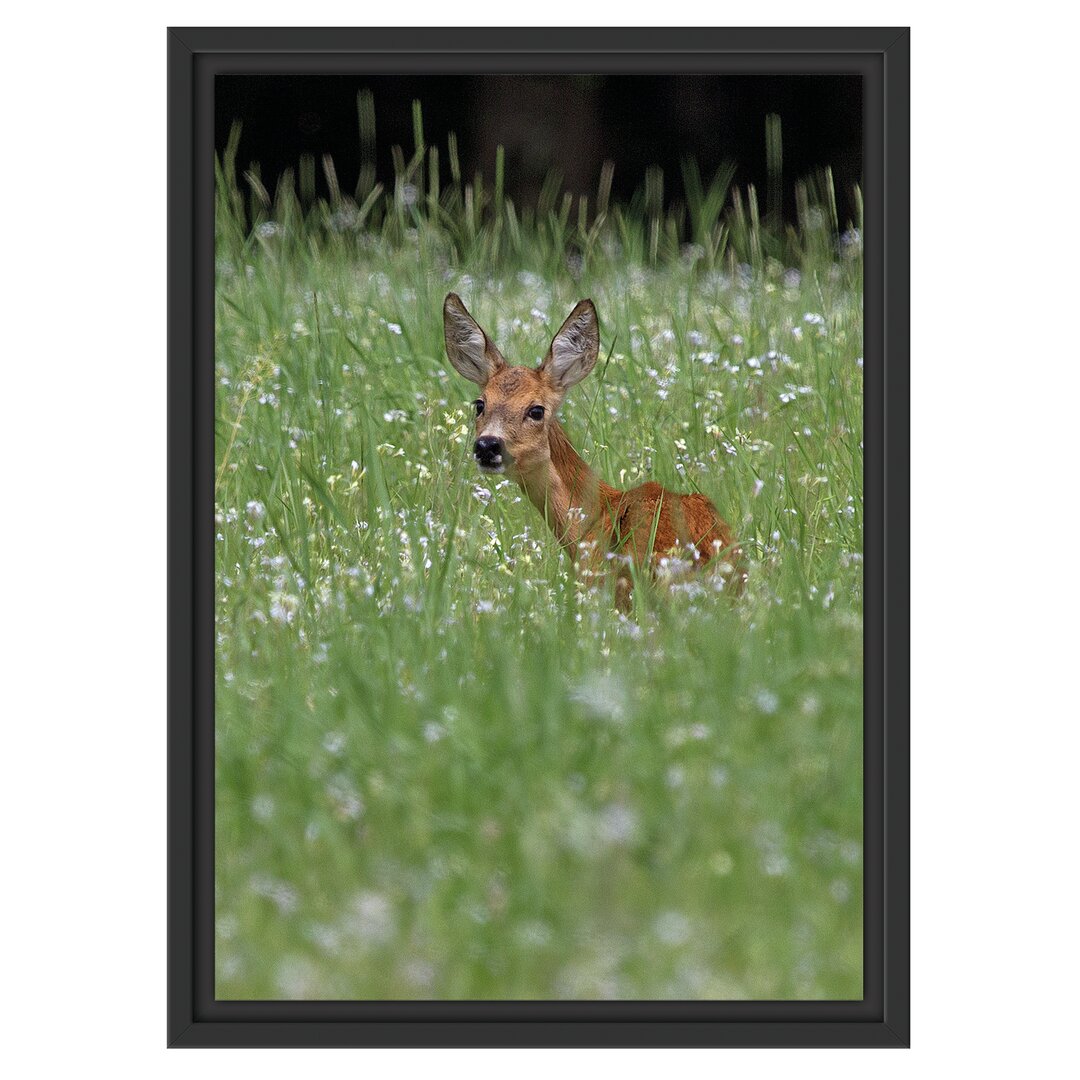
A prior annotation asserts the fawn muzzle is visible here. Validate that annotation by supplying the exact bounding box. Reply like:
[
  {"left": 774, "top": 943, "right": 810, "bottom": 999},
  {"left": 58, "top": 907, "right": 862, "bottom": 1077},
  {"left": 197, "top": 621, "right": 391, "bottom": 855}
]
[{"left": 474, "top": 435, "right": 506, "bottom": 472}]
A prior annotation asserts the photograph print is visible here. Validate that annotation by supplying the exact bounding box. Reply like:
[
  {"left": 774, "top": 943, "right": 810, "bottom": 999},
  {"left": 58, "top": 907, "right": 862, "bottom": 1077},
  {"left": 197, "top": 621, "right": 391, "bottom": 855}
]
[{"left": 212, "top": 67, "right": 866, "bottom": 1002}]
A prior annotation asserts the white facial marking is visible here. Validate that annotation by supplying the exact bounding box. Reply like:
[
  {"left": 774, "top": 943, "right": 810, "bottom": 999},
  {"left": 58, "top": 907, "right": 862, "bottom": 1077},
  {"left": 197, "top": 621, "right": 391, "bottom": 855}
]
[{"left": 480, "top": 418, "right": 507, "bottom": 443}]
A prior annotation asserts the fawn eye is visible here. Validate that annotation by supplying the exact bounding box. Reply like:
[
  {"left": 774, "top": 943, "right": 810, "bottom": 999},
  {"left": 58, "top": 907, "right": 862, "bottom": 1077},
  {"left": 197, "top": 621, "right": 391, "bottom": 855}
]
[
  {"left": 474, "top": 399, "right": 485, "bottom": 416},
  {"left": 527, "top": 405, "right": 545, "bottom": 421}
]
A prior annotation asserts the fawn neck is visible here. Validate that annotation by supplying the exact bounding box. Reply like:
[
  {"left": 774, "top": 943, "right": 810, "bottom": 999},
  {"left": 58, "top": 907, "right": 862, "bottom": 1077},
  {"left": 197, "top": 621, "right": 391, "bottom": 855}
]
[{"left": 516, "top": 421, "right": 618, "bottom": 551}]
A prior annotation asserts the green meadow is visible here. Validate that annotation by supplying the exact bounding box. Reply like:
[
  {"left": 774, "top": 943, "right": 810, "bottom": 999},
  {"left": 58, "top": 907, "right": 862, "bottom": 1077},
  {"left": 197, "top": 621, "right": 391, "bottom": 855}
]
[{"left": 213, "top": 104, "right": 864, "bottom": 1000}]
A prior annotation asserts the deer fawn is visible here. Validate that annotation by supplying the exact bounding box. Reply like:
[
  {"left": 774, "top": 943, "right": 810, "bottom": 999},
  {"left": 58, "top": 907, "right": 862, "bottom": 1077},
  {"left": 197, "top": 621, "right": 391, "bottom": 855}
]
[{"left": 443, "top": 293, "right": 745, "bottom": 610}]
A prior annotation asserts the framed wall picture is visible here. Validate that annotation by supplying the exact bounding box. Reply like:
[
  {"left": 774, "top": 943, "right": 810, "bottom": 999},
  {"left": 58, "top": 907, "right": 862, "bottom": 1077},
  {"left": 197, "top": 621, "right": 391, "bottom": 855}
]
[{"left": 168, "top": 26, "right": 909, "bottom": 1047}]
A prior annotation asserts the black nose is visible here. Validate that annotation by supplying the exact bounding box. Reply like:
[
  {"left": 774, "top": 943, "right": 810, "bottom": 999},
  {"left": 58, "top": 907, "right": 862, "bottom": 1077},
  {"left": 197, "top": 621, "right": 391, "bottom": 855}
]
[{"left": 474, "top": 435, "right": 504, "bottom": 466}]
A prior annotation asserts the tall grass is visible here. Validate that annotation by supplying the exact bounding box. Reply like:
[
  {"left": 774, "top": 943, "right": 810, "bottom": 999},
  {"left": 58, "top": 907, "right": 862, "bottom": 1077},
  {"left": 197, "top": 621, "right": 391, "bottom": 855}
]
[{"left": 214, "top": 99, "right": 865, "bottom": 1000}]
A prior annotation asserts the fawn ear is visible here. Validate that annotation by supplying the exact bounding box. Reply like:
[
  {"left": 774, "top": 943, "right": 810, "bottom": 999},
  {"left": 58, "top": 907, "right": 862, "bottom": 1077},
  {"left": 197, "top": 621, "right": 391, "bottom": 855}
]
[
  {"left": 443, "top": 293, "right": 504, "bottom": 385},
  {"left": 541, "top": 299, "right": 599, "bottom": 392}
]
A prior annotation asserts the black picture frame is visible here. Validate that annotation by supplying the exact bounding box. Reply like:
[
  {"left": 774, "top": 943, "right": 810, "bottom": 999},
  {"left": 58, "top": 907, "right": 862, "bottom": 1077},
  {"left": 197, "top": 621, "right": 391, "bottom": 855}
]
[{"left": 168, "top": 25, "right": 910, "bottom": 1048}]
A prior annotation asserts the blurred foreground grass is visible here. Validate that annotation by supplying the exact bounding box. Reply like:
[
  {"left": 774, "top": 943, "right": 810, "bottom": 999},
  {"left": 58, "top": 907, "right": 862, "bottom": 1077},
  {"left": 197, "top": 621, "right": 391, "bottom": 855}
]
[{"left": 214, "top": 104, "right": 864, "bottom": 999}]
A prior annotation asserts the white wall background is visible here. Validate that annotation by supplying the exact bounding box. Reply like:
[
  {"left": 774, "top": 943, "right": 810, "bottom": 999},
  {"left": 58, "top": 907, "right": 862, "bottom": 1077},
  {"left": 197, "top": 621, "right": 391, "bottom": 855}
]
[{"left": 2, "top": 4, "right": 1076, "bottom": 1075}]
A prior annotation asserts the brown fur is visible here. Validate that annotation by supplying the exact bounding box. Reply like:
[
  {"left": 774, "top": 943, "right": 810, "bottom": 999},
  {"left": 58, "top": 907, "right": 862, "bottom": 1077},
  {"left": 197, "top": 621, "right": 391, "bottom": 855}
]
[{"left": 443, "top": 293, "right": 746, "bottom": 609}]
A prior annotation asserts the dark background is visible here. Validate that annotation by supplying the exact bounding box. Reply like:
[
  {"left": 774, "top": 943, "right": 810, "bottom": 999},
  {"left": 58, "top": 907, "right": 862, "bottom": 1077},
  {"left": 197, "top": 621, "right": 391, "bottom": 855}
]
[{"left": 216, "top": 73, "right": 862, "bottom": 224}]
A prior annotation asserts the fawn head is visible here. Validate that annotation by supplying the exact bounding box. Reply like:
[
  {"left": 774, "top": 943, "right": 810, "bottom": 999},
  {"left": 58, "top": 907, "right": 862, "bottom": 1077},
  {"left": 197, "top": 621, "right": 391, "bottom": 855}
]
[{"left": 443, "top": 293, "right": 599, "bottom": 476}]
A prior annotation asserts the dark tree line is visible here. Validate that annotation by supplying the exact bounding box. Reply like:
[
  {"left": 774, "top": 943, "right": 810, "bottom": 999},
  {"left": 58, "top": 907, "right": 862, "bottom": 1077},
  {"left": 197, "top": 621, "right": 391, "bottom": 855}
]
[{"left": 216, "top": 73, "right": 862, "bottom": 225}]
